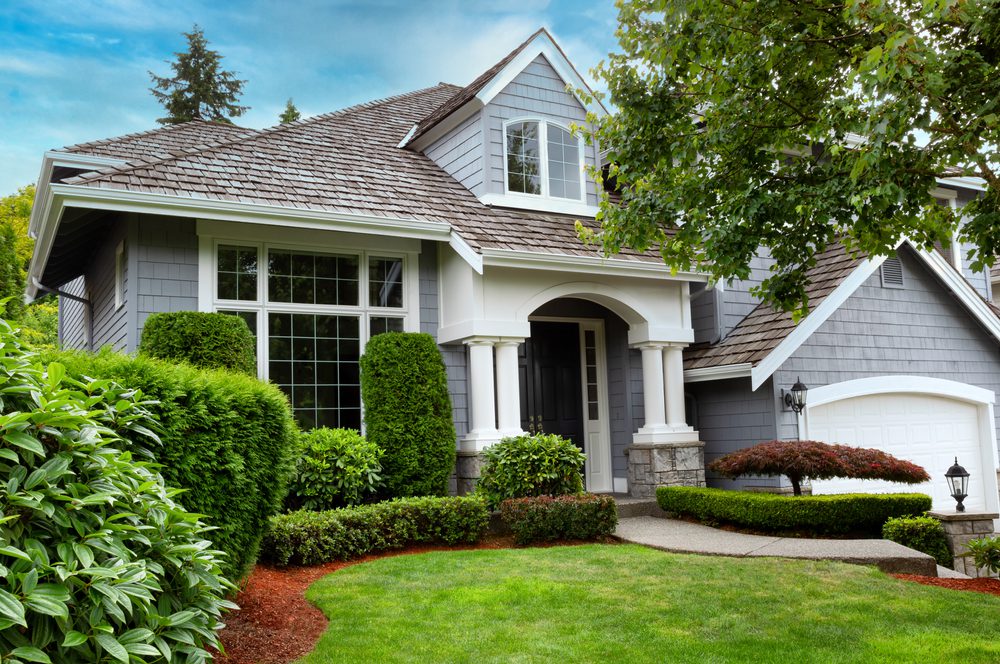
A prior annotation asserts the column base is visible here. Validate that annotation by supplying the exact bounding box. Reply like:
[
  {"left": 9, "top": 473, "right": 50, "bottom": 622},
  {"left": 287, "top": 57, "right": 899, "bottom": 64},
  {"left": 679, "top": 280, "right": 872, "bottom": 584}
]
[
  {"left": 928, "top": 510, "right": 1000, "bottom": 578},
  {"left": 626, "top": 440, "right": 706, "bottom": 498},
  {"left": 632, "top": 427, "right": 700, "bottom": 445},
  {"left": 459, "top": 430, "right": 502, "bottom": 453}
]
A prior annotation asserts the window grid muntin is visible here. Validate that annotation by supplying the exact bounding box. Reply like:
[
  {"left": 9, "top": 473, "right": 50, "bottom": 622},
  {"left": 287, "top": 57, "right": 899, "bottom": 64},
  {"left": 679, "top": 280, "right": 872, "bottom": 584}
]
[
  {"left": 217, "top": 243, "right": 259, "bottom": 301},
  {"left": 546, "top": 125, "right": 581, "bottom": 200},
  {"left": 584, "top": 329, "right": 599, "bottom": 421},
  {"left": 503, "top": 118, "right": 585, "bottom": 203},
  {"left": 505, "top": 121, "right": 542, "bottom": 195}
]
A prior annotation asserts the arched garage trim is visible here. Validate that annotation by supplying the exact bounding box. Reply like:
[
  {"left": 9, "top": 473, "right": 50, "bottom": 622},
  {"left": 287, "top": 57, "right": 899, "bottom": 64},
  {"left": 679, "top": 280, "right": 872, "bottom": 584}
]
[{"left": 799, "top": 375, "right": 1000, "bottom": 514}]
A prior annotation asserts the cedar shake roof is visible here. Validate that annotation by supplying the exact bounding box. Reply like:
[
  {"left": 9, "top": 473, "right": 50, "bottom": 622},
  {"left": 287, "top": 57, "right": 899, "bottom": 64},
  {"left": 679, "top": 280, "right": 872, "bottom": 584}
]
[
  {"left": 53, "top": 84, "right": 658, "bottom": 262},
  {"left": 684, "top": 244, "right": 865, "bottom": 370},
  {"left": 60, "top": 120, "right": 260, "bottom": 164}
]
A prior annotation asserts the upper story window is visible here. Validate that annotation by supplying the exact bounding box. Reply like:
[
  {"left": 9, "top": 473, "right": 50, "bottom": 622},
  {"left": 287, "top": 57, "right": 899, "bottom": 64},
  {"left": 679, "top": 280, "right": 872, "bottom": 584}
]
[{"left": 504, "top": 119, "right": 582, "bottom": 201}]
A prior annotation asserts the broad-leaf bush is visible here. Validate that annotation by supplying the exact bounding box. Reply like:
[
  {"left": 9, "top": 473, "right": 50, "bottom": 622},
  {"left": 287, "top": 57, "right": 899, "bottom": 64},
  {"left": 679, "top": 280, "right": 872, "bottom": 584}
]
[
  {"left": 261, "top": 496, "right": 489, "bottom": 567},
  {"left": 657, "top": 486, "right": 931, "bottom": 536},
  {"left": 285, "top": 428, "right": 383, "bottom": 511},
  {"left": 0, "top": 317, "right": 235, "bottom": 662},
  {"left": 476, "top": 434, "right": 586, "bottom": 510},
  {"left": 360, "top": 333, "right": 455, "bottom": 497},
  {"left": 966, "top": 536, "right": 1000, "bottom": 575},
  {"left": 500, "top": 494, "right": 618, "bottom": 545},
  {"left": 41, "top": 348, "right": 297, "bottom": 580},
  {"left": 139, "top": 311, "right": 256, "bottom": 375},
  {"left": 709, "top": 440, "right": 930, "bottom": 496},
  {"left": 882, "top": 516, "right": 952, "bottom": 568}
]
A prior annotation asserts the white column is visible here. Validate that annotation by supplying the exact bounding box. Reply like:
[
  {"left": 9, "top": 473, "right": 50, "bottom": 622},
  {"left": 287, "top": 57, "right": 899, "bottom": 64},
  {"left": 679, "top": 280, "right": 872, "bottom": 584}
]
[
  {"left": 463, "top": 338, "right": 499, "bottom": 450},
  {"left": 494, "top": 338, "right": 524, "bottom": 438},
  {"left": 638, "top": 344, "right": 668, "bottom": 433},
  {"left": 663, "top": 345, "right": 689, "bottom": 429}
]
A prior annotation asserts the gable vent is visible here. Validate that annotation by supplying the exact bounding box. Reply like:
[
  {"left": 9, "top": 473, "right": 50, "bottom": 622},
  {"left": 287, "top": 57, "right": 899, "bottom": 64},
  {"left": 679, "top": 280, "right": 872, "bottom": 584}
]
[{"left": 881, "top": 256, "right": 904, "bottom": 288}]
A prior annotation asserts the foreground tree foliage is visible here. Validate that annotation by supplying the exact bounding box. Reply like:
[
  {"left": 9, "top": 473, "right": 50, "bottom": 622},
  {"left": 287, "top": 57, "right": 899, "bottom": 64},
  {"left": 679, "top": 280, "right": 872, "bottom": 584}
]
[
  {"left": 708, "top": 440, "right": 930, "bottom": 495},
  {"left": 149, "top": 25, "right": 248, "bottom": 125},
  {"left": 0, "top": 317, "right": 235, "bottom": 662},
  {"left": 587, "top": 0, "right": 1000, "bottom": 315}
]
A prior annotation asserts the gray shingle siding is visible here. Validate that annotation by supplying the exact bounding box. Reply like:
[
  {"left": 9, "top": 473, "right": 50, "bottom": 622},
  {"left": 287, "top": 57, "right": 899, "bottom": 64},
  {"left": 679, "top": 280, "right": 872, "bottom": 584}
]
[
  {"left": 484, "top": 54, "right": 598, "bottom": 205},
  {"left": 58, "top": 277, "right": 87, "bottom": 350},
  {"left": 424, "top": 114, "right": 484, "bottom": 197},
  {"left": 721, "top": 249, "right": 776, "bottom": 337},
  {"left": 134, "top": 215, "right": 199, "bottom": 346},
  {"left": 691, "top": 283, "right": 719, "bottom": 344},
  {"left": 772, "top": 244, "right": 1000, "bottom": 457}
]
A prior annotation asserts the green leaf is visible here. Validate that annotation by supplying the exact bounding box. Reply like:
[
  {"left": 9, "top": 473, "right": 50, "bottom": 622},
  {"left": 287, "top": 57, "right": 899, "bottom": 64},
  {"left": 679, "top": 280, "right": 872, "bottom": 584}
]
[
  {"left": 47, "top": 362, "right": 65, "bottom": 387},
  {"left": 0, "top": 587, "right": 26, "bottom": 627},
  {"left": 165, "top": 609, "right": 197, "bottom": 626},
  {"left": 62, "top": 630, "right": 89, "bottom": 647},
  {"left": 25, "top": 593, "right": 70, "bottom": 620},
  {"left": 4, "top": 430, "right": 44, "bottom": 456},
  {"left": 96, "top": 632, "right": 130, "bottom": 663},
  {"left": 10, "top": 646, "right": 52, "bottom": 663}
]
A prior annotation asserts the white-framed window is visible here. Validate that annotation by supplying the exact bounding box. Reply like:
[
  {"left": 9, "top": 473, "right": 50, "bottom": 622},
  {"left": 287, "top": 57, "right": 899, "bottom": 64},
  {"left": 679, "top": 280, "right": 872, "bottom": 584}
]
[
  {"left": 504, "top": 118, "right": 584, "bottom": 202},
  {"left": 114, "top": 240, "right": 126, "bottom": 310},
  {"left": 209, "top": 240, "right": 413, "bottom": 430}
]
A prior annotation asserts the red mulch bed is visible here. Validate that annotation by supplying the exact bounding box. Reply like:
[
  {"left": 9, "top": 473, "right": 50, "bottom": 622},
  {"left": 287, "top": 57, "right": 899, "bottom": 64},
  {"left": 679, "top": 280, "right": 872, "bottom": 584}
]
[
  {"left": 215, "top": 536, "right": 520, "bottom": 664},
  {"left": 893, "top": 574, "right": 1000, "bottom": 598}
]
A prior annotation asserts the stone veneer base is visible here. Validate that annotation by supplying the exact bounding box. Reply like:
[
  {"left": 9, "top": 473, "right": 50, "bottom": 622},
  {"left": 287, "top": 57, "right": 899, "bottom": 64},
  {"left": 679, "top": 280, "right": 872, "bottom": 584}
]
[
  {"left": 928, "top": 510, "right": 999, "bottom": 579},
  {"left": 626, "top": 441, "right": 706, "bottom": 498}
]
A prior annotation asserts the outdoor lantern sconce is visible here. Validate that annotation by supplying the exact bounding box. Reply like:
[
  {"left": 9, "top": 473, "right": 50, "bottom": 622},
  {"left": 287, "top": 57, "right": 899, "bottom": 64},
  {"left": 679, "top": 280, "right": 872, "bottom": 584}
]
[
  {"left": 945, "top": 457, "right": 970, "bottom": 512},
  {"left": 783, "top": 377, "right": 808, "bottom": 414}
]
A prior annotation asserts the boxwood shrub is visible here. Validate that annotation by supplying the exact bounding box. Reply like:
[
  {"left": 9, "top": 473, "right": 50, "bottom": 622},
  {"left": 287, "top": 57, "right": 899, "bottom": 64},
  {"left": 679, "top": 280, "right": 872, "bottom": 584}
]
[
  {"left": 657, "top": 486, "right": 931, "bottom": 536},
  {"left": 285, "top": 428, "right": 383, "bottom": 511},
  {"left": 499, "top": 494, "right": 618, "bottom": 545},
  {"left": 0, "top": 318, "right": 235, "bottom": 660},
  {"left": 40, "top": 348, "right": 298, "bottom": 580},
  {"left": 360, "top": 332, "right": 455, "bottom": 497},
  {"left": 476, "top": 433, "right": 586, "bottom": 510},
  {"left": 139, "top": 310, "right": 256, "bottom": 375},
  {"left": 882, "top": 516, "right": 952, "bottom": 567},
  {"left": 261, "top": 496, "right": 489, "bottom": 567}
]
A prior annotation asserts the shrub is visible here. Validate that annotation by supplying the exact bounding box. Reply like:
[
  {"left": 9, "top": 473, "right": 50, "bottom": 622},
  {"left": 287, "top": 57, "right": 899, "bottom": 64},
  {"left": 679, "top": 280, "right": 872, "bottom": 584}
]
[
  {"left": 709, "top": 440, "right": 931, "bottom": 496},
  {"left": 261, "top": 496, "right": 490, "bottom": 567},
  {"left": 657, "top": 486, "right": 931, "bottom": 536},
  {"left": 882, "top": 516, "right": 953, "bottom": 567},
  {"left": 0, "top": 317, "right": 235, "bottom": 660},
  {"left": 40, "top": 348, "right": 298, "bottom": 580},
  {"left": 139, "top": 310, "right": 256, "bottom": 375},
  {"left": 360, "top": 332, "right": 455, "bottom": 497},
  {"left": 966, "top": 536, "right": 1000, "bottom": 575},
  {"left": 285, "top": 428, "right": 383, "bottom": 511},
  {"left": 476, "top": 433, "right": 587, "bottom": 510},
  {"left": 499, "top": 494, "right": 618, "bottom": 545}
]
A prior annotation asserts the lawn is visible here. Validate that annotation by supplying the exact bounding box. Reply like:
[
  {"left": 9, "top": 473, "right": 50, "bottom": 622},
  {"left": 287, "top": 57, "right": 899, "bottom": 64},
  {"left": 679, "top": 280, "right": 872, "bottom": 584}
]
[{"left": 300, "top": 543, "right": 1000, "bottom": 663}]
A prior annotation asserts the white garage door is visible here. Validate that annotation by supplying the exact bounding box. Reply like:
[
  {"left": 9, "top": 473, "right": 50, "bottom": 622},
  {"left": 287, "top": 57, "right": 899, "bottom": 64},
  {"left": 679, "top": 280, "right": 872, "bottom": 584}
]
[{"left": 807, "top": 393, "right": 988, "bottom": 511}]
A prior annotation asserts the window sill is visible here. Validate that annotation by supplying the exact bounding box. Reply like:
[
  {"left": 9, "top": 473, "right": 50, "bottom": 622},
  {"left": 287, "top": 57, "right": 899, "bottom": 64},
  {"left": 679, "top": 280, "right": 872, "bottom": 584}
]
[{"left": 479, "top": 193, "right": 598, "bottom": 217}]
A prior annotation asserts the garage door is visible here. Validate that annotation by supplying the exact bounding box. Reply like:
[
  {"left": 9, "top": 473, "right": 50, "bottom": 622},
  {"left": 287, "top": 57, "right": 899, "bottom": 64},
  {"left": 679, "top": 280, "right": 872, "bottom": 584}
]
[{"left": 807, "top": 393, "right": 988, "bottom": 511}]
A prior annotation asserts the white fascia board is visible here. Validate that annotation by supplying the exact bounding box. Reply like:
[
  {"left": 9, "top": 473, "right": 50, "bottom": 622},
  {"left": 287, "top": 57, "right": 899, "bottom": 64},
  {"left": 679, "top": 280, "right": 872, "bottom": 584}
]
[
  {"left": 750, "top": 254, "right": 887, "bottom": 390},
  {"left": 683, "top": 363, "right": 753, "bottom": 383},
  {"left": 913, "top": 244, "right": 1000, "bottom": 344},
  {"left": 406, "top": 100, "right": 483, "bottom": 152},
  {"left": 45, "top": 150, "right": 128, "bottom": 169},
  {"left": 937, "top": 176, "right": 987, "bottom": 192},
  {"left": 449, "top": 232, "right": 483, "bottom": 274},
  {"left": 480, "top": 247, "right": 709, "bottom": 282},
  {"left": 25, "top": 188, "right": 66, "bottom": 301},
  {"left": 396, "top": 124, "right": 418, "bottom": 149},
  {"left": 474, "top": 32, "right": 606, "bottom": 119}
]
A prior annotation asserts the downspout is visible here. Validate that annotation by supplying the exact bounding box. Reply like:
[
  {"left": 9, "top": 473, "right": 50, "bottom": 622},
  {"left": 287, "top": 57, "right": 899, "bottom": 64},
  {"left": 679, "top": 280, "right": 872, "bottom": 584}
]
[{"left": 31, "top": 277, "right": 93, "bottom": 350}]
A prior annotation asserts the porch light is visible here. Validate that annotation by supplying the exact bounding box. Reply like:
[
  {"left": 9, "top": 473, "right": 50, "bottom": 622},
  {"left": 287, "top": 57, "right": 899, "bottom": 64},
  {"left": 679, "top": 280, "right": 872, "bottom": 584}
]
[
  {"left": 783, "top": 377, "right": 808, "bottom": 414},
  {"left": 945, "top": 458, "right": 970, "bottom": 512}
]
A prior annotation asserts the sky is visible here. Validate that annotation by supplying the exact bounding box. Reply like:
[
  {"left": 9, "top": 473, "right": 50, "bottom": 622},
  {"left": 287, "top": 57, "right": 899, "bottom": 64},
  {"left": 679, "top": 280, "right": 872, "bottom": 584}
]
[{"left": 0, "top": 0, "right": 620, "bottom": 195}]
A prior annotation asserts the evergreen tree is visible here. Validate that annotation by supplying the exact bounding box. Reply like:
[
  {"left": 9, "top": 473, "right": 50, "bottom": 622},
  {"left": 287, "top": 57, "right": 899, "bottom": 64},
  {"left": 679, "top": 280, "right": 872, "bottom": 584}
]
[
  {"left": 279, "top": 98, "right": 301, "bottom": 124},
  {"left": 149, "top": 25, "right": 248, "bottom": 125}
]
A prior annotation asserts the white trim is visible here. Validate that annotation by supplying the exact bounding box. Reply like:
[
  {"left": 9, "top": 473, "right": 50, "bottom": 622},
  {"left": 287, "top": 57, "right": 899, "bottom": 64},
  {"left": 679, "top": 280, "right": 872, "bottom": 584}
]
[
  {"left": 481, "top": 248, "right": 708, "bottom": 281},
  {"left": 750, "top": 253, "right": 888, "bottom": 390},
  {"left": 113, "top": 240, "right": 125, "bottom": 310},
  {"left": 938, "top": 176, "right": 987, "bottom": 192},
  {"left": 479, "top": 192, "right": 598, "bottom": 217},
  {"left": 916, "top": 245, "right": 1000, "bottom": 342},
  {"left": 396, "top": 124, "right": 418, "bottom": 149},
  {"left": 448, "top": 232, "right": 483, "bottom": 274},
  {"left": 501, "top": 117, "right": 586, "bottom": 205},
  {"left": 684, "top": 363, "right": 752, "bottom": 383},
  {"left": 45, "top": 150, "right": 128, "bottom": 169}
]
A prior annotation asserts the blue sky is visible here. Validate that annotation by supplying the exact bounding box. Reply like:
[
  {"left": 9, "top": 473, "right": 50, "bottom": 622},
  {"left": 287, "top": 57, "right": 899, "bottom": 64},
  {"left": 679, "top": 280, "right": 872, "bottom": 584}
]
[{"left": 0, "top": 0, "right": 619, "bottom": 195}]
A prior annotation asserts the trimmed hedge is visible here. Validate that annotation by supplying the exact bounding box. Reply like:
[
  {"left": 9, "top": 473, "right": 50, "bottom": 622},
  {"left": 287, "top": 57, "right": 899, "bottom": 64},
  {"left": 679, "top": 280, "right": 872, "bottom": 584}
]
[
  {"left": 882, "top": 516, "right": 952, "bottom": 568},
  {"left": 657, "top": 486, "right": 932, "bottom": 535},
  {"left": 476, "top": 433, "right": 587, "bottom": 510},
  {"left": 360, "top": 332, "right": 456, "bottom": 497},
  {"left": 139, "top": 310, "right": 257, "bottom": 375},
  {"left": 40, "top": 348, "right": 298, "bottom": 580},
  {"left": 499, "top": 494, "right": 618, "bottom": 545},
  {"left": 285, "top": 428, "right": 383, "bottom": 511},
  {"left": 261, "top": 496, "right": 490, "bottom": 567}
]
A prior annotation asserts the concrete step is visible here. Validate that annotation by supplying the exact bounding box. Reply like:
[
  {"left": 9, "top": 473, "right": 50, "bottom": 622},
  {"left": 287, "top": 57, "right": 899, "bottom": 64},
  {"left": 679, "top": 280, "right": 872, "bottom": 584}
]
[{"left": 613, "top": 496, "right": 665, "bottom": 519}]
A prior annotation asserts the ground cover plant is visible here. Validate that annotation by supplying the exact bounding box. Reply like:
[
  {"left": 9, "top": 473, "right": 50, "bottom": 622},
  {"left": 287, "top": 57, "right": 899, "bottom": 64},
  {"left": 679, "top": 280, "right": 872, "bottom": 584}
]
[
  {"left": 500, "top": 494, "right": 617, "bottom": 545},
  {"left": 139, "top": 310, "right": 257, "bottom": 375},
  {"left": 967, "top": 536, "right": 1000, "bottom": 575},
  {"left": 42, "top": 348, "right": 297, "bottom": 580},
  {"left": 883, "top": 516, "right": 953, "bottom": 568},
  {"left": 285, "top": 428, "right": 383, "bottom": 511},
  {"left": 657, "top": 486, "right": 930, "bottom": 536},
  {"left": 0, "top": 317, "right": 235, "bottom": 661},
  {"left": 360, "top": 333, "right": 455, "bottom": 497},
  {"left": 476, "top": 433, "right": 586, "bottom": 509},
  {"left": 709, "top": 440, "right": 930, "bottom": 496},
  {"left": 300, "top": 544, "right": 1000, "bottom": 663}
]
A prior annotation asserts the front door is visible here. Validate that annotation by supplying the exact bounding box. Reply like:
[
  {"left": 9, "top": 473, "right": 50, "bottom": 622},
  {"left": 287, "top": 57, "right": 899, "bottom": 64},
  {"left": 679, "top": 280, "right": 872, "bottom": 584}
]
[{"left": 519, "top": 321, "right": 585, "bottom": 449}]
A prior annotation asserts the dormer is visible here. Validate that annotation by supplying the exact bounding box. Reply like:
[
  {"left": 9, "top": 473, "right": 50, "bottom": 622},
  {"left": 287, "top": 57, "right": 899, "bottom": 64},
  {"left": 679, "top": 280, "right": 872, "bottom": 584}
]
[{"left": 403, "top": 29, "right": 606, "bottom": 217}]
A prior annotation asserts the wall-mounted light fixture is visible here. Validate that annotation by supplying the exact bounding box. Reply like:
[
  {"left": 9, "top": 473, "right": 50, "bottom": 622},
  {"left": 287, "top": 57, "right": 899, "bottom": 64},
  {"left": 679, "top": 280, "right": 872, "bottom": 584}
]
[{"left": 782, "top": 377, "right": 808, "bottom": 414}]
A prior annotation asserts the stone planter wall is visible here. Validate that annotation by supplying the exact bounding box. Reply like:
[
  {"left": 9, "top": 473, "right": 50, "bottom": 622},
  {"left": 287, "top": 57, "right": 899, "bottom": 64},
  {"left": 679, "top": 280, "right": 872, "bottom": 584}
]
[
  {"left": 928, "top": 510, "right": 999, "bottom": 578},
  {"left": 626, "top": 441, "right": 706, "bottom": 498}
]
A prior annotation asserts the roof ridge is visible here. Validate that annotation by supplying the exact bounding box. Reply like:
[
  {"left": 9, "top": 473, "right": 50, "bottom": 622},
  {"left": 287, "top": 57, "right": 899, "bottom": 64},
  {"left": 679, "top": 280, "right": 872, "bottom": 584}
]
[
  {"left": 65, "top": 83, "right": 458, "bottom": 187},
  {"left": 59, "top": 118, "right": 256, "bottom": 154}
]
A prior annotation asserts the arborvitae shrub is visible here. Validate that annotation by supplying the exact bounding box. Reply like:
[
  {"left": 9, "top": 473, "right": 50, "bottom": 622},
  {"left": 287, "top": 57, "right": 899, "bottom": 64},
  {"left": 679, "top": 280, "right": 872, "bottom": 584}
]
[
  {"left": 40, "top": 348, "right": 298, "bottom": 580},
  {"left": 360, "top": 333, "right": 455, "bottom": 497},
  {"left": 139, "top": 310, "right": 256, "bottom": 375},
  {"left": 0, "top": 317, "right": 235, "bottom": 660}
]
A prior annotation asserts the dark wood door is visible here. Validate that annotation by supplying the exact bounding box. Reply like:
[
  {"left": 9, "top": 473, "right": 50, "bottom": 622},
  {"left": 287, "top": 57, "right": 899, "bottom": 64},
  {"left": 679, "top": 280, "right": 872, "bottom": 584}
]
[{"left": 519, "top": 321, "right": 584, "bottom": 449}]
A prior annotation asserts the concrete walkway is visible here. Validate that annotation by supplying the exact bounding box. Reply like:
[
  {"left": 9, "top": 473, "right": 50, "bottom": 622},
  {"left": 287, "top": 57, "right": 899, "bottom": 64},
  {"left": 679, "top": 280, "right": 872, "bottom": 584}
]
[{"left": 615, "top": 516, "right": 939, "bottom": 576}]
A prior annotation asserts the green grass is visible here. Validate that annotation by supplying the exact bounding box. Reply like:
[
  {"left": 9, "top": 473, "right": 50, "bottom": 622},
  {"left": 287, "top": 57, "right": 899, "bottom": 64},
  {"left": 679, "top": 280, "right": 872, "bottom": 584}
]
[{"left": 300, "top": 544, "right": 1000, "bottom": 663}]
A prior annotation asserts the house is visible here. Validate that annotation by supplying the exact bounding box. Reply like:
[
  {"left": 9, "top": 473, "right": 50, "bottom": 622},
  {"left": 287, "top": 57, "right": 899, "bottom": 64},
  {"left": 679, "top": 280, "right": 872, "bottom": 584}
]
[{"left": 26, "top": 29, "right": 1000, "bottom": 511}]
